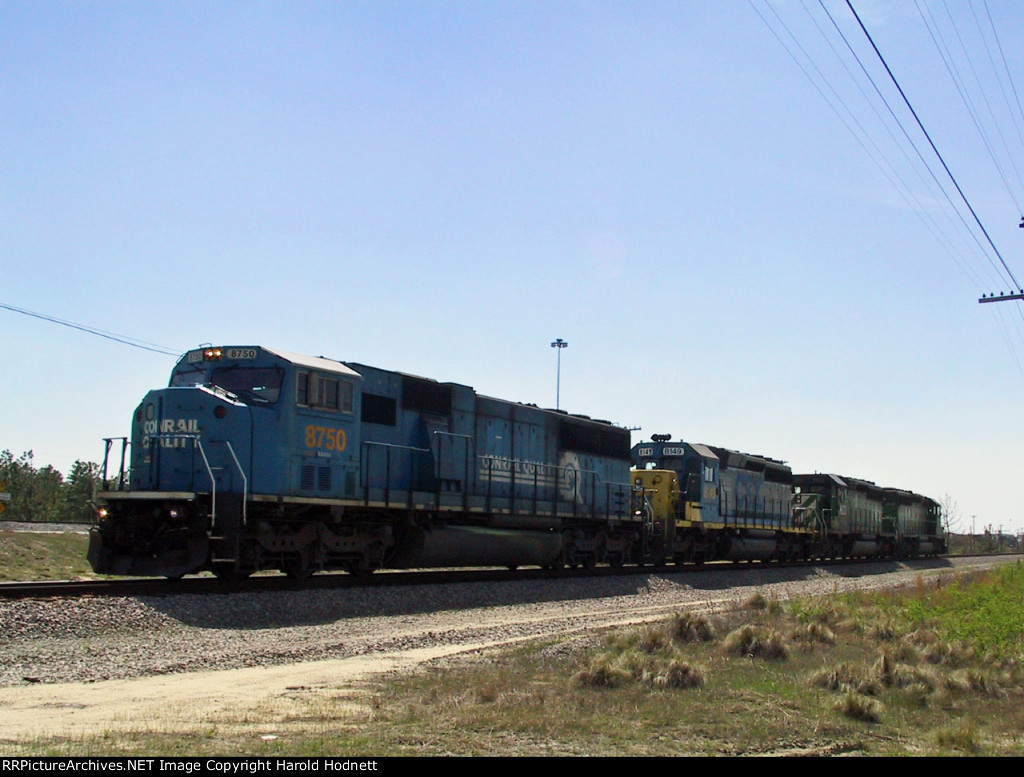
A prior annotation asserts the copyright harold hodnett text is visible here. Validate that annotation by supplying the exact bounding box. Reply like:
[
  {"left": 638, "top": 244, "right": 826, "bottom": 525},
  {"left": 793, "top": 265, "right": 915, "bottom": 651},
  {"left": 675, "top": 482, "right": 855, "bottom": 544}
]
[{"left": 1, "top": 761, "right": 379, "bottom": 773}]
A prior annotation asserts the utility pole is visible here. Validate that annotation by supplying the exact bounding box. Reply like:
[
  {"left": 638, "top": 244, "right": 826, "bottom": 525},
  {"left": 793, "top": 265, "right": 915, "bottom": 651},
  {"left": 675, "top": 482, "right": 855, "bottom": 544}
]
[
  {"left": 979, "top": 291, "right": 1024, "bottom": 304},
  {"left": 551, "top": 338, "right": 568, "bottom": 410},
  {"left": 976, "top": 219, "right": 1024, "bottom": 304}
]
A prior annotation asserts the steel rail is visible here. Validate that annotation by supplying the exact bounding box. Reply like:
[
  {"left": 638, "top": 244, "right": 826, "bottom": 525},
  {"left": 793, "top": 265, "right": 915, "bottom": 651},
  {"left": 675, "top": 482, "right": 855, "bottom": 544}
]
[{"left": 0, "top": 553, "right": 981, "bottom": 601}]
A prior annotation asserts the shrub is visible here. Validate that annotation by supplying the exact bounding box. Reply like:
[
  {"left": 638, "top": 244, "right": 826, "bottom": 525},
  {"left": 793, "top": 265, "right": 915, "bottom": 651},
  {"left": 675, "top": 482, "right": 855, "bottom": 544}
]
[
  {"left": 668, "top": 612, "right": 716, "bottom": 643},
  {"left": 870, "top": 651, "right": 926, "bottom": 689},
  {"left": 936, "top": 723, "right": 979, "bottom": 753},
  {"left": 637, "top": 626, "right": 672, "bottom": 655},
  {"left": 866, "top": 620, "right": 900, "bottom": 642},
  {"left": 573, "top": 654, "right": 633, "bottom": 688},
  {"left": 903, "top": 627, "right": 941, "bottom": 649},
  {"left": 744, "top": 592, "right": 768, "bottom": 610},
  {"left": 837, "top": 692, "right": 882, "bottom": 723},
  {"left": 809, "top": 664, "right": 880, "bottom": 696},
  {"left": 722, "top": 625, "right": 789, "bottom": 660},
  {"left": 922, "top": 640, "right": 975, "bottom": 668},
  {"left": 790, "top": 622, "right": 836, "bottom": 645},
  {"left": 645, "top": 658, "right": 706, "bottom": 689},
  {"left": 945, "top": 668, "right": 1005, "bottom": 698}
]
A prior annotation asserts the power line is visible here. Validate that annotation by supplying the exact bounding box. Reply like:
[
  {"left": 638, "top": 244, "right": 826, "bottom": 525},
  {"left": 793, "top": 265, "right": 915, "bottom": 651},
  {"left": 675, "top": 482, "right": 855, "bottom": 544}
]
[
  {"left": 814, "top": 0, "right": 997, "bottom": 292},
  {"left": 983, "top": 0, "right": 1024, "bottom": 168},
  {"left": 916, "top": 0, "right": 1024, "bottom": 216},
  {"left": 0, "top": 302, "right": 180, "bottom": 356},
  {"left": 753, "top": 0, "right": 1000, "bottom": 292},
  {"left": 846, "top": 0, "right": 1022, "bottom": 292},
  {"left": 966, "top": 0, "right": 1024, "bottom": 207},
  {"left": 754, "top": 1, "right": 1024, "bottom": 368}
]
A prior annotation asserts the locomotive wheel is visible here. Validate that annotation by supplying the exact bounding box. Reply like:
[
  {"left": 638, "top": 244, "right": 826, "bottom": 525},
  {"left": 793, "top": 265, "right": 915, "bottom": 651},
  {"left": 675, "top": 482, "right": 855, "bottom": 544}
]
[
  {"left": 564, "top": 547, "right": 578, "bottom": 569},
  {"left": 283, "top": 562, "right": 313, "bottom": 580},
  {"left": 347, "top": 560, "right": 376, "bottom": 578},
  {"left": 212, "top": 562, "right": 251, "bottom": 583}
]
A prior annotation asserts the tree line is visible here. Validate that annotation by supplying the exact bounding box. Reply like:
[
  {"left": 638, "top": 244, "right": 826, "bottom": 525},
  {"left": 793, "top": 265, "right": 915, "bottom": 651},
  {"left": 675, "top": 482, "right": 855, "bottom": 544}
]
[{"left": 0, "top": 450, "right": 101, "bottom": 524}]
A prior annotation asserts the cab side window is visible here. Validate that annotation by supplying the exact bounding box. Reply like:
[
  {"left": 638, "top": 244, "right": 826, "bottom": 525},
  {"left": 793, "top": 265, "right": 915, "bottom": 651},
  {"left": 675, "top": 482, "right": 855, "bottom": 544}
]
[{"left": 297, "top": 371, "right": 354, "bottom": 413}]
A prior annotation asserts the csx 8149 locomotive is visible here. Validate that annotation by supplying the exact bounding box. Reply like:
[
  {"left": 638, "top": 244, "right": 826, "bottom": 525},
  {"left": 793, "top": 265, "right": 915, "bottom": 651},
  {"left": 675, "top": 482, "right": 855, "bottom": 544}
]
[
  {"left": 630, "top": 439, "right": 945, "bottom": 566},
  {"left": 88, "top": 345, "right": 945, "bottom": 579}
]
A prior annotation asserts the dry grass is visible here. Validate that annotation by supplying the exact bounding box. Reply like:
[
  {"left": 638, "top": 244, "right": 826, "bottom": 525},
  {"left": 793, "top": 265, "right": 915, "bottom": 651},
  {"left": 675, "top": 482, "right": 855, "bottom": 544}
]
[
  {"left": 721, "top": 624, "right": 790, "bottom": 660},
  {"left": 0, "top": 530, "right": 97, "bottom": 581},
  {"left": 8, "top": 563, "right": 1024, "bottom": 756}
]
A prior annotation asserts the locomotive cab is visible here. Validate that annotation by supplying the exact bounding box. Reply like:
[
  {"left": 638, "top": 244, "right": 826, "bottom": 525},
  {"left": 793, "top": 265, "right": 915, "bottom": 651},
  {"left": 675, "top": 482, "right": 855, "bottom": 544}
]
[
  {"left": 631, "top": 439, "right": 723, "bottom": 563},
  {"left": 90, "top": 346, "right": 364, "bottom": 578}
]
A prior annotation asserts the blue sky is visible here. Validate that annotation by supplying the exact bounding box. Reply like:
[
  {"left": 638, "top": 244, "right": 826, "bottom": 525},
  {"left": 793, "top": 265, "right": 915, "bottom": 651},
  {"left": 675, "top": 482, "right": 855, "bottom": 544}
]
[{"left": 3, "top": 1, "right": 1024, "bottom": 535}]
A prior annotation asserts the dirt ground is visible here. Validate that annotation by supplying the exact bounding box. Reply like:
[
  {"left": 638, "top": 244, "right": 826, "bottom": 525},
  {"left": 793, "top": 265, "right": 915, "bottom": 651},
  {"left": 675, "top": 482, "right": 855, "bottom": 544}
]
[{"left": 0, "top": 638, "right": 525, "bottom": 742}]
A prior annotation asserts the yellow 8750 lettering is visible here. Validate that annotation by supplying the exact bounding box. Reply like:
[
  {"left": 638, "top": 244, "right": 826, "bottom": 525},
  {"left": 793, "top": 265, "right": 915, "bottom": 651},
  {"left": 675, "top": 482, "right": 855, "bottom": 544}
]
[{"left": 304, "top": 425, "right": 347, "bottom": 451}]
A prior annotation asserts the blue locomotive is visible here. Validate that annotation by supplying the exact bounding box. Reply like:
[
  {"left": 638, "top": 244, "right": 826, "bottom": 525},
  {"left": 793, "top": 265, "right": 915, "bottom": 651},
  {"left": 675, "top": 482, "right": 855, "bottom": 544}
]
[{"left": 89, "top": 346, "right": 638, "bottom": 579}]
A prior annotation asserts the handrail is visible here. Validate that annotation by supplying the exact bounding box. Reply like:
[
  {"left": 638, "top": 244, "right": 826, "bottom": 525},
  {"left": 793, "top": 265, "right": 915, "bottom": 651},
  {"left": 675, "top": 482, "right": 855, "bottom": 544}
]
[
  {"left": 101, "top": 437, "right": 130, "bottom": 491},
  {"left": 130, "top": 434, "right": 251, "bottom": 534},
  {"left": 223, "top": 440, "right": 248, "bottom": 525},
  {"left": 361, "top": 441, "right": 430, "bottom": 507},
  {"left": 432, "top": 431, "right": 474, "bottom": 511},
  {"left": 718, "top": 485, "right": 794, "bottom": 529},
  {"left": 191, "top": 437, "right": 216, "bottom": 523}
]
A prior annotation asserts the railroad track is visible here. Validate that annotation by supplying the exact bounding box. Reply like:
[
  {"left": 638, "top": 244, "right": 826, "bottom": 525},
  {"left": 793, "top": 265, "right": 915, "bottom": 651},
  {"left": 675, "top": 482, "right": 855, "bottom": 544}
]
[
  {"left": 0, "top": 573, "right": 363, "bottom": 600},
  {"left": 0, "top": 566, "right": 592, "bottom": 600},
  {"left": 0, "top": 553, "right": 975, "bottom": 600}
]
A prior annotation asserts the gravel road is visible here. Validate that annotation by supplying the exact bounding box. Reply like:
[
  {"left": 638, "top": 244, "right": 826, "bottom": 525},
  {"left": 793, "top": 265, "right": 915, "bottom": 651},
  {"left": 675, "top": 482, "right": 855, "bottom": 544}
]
[{"left": 0, "top": 554, "right": 1015, "bottom": 742}]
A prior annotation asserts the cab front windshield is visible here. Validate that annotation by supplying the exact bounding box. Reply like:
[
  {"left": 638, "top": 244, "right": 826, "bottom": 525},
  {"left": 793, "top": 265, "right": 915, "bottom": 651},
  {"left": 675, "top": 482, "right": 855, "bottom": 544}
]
[
  {"left": 210, "top": 367, "right": 283, "bottom": 404},
  {"left": 171, "top": 365, "right": 284, "bottom": 405}
]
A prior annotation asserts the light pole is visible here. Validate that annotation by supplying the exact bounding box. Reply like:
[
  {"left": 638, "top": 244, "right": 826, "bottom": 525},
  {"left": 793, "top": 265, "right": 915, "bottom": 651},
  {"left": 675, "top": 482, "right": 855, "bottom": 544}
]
[{"left": 551, "top": 338, "right": 568, "bottom": 409}]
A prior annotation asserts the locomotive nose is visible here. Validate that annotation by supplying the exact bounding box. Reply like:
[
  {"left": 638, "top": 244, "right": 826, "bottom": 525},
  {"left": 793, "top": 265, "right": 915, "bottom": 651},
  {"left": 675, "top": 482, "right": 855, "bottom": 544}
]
[{"left": 129, "top": 386, "right": 249, "bottom": 494}]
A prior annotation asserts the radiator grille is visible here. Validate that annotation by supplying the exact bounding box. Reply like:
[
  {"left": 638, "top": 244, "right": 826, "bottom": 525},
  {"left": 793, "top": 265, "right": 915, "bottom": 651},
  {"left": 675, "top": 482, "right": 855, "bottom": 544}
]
[{"left": 301, "top": 464, "right": 335, "bottom": 493}]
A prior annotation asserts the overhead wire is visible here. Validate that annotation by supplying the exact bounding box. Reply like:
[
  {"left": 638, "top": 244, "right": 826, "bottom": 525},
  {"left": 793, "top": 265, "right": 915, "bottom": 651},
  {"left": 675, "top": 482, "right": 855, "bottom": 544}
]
[
  {"left": 749, "top": 0, "right": 1003, "bottom": 293},
  {"left": 913, "top": 0, "right": 1024, "bottom": 353},
  {"left": 917, "top": 0, "right": 1024, "bottom": 218},
  {"left": 982, "top": 0, "right": 1024, "bottom": 168},
  {"left": 753, "top": 0, "right": 1024, "bottom": 374},
  {"left": 0, "top": 302, "right": 181, "bottom": 356},
  {"left": 844, "top": 0, "right": 1022, "bottom": 292},
  {"left": 852, "top": 0, "right": 1024, "bottom": 358},
  {"left": 750, "top": 0, "right": 934, "bottom": 233},
  {"left": 974, "top": 0, "right": 1024, "bottom": 348},
  {"left": 967, "top": 1, "right": 1024, "bottom": 207},
  {"left": 959, "top": 0, "right": 1024, "bottom": 355},
  {"left": 815, "top": 0, "right": 999, "bottom": 293}
]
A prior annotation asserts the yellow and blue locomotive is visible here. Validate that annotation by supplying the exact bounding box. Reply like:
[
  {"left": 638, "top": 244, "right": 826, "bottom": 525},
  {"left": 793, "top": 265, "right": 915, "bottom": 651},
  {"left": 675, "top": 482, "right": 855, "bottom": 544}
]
[{"left": 630, "top": 437, "right": 946, "bottom": 563}]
